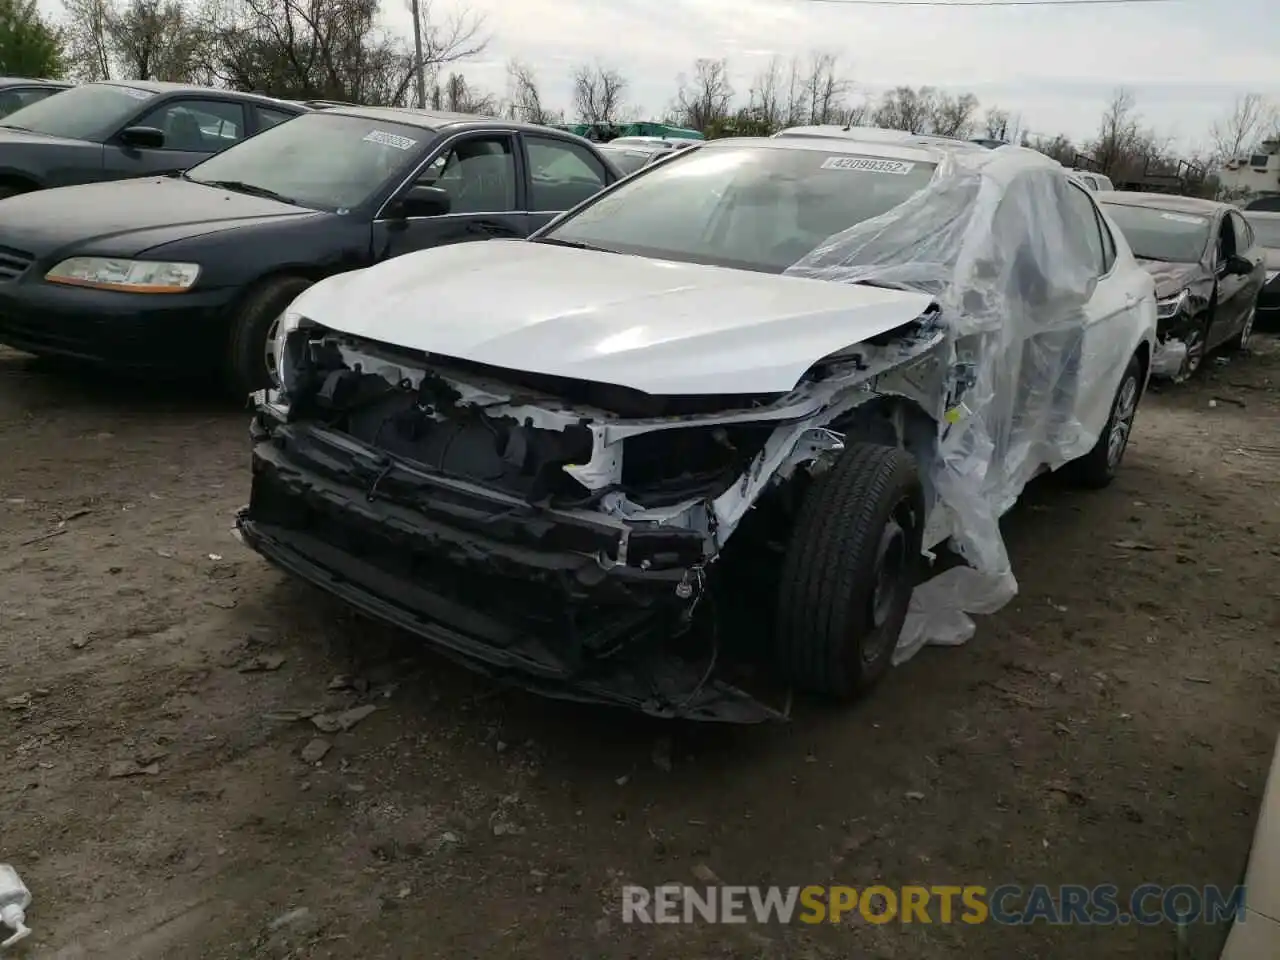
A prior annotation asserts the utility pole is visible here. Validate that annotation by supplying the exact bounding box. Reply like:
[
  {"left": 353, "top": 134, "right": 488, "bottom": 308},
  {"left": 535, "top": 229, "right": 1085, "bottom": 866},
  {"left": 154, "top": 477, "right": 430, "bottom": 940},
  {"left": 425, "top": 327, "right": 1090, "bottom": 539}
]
[{"left": 410, "top": 0, "right": 427, "bottom": 108}]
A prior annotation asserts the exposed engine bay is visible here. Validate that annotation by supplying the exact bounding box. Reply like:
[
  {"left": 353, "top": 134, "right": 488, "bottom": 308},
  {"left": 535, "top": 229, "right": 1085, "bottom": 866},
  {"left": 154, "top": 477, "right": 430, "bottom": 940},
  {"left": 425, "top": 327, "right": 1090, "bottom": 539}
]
[{"left": 267, "top": 310, "right": 950, "bottom": 546}]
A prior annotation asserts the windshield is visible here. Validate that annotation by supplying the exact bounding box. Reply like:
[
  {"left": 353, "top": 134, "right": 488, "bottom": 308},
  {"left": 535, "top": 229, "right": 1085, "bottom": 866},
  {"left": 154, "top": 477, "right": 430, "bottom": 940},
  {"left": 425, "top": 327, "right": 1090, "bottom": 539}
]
[
  {"left": 1100, "top": 202, "right": 1211, "bottom": 262},
  {"left": 1245, "top": 214, "right": 1280, "bottom": 248},
  {"left": 543, "top": 144, "right": 938, "bottom": 272},
  {"left": 599, "top": 146, "right": 653, "bottom": 175},
  {"left": 184, "top": 113, "right": 427, "bottom": 211},
  {"left": 0, "top": 83, "right": 157, "bottom": 141}
]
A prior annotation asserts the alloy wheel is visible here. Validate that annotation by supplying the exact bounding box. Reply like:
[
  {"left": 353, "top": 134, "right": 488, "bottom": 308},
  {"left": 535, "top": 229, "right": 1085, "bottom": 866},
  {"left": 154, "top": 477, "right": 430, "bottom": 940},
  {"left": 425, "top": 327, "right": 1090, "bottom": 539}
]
[
  {"left": 1106, "top": 374, "right": 1139, "bottom": 469},
  {"left": 1239, "top": 308, "right": 1255, "bottom": 350}
]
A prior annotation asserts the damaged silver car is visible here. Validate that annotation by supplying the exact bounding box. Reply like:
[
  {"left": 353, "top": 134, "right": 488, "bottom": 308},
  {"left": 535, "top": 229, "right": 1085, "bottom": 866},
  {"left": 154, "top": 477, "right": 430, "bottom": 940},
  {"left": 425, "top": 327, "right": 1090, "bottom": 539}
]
[{"left": 237, "top": 131, "right": 1158, "bottom": 722}]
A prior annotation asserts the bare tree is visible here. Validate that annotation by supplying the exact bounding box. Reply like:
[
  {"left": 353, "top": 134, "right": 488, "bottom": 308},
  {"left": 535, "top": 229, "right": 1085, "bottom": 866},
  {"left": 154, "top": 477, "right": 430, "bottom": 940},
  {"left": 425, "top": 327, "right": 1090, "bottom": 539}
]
[
  {"left": 747, "top": 55, "right": 785, "bottom": 132},
  {"left": 1209, "top": 93, "right": 1276, "bottom": 164},
  {"left": 570, "top": 61, "right": 627, "bottom": 124},
  {"left": 62, "top": 0, "right": 117, "bottom": 79},
  {"left": 800, "top": 51, "right": 851, "bottom": 126},
  {"left": 929, "top": 91, "right": 979, "bottom": 138},
  {"left": 106, "top": 0, "right": 202, "bottom": 80},
  {"left": 196, "top": 0, "right": 487, "bottom": 105},
  {"left": 843, "top": 96, "right": 871, "bottom": 126},
  {"left": 430, "top": 70, "right": 494, "bottom": 114},
  {"left": 747, "top": 51, "right": 858, "bottom": 130},
  {"left": 872, "top": 85, "right": 938, "bottom": 133},
  {"left": 983, "top": 105, "right": 1028, "bottom": 144},
  {"left": 504, "top": 58, "right": 552, "bottom": 124},
  {"left": 782, "top": 55, "right": 806, "bottom": 126},
  {"left": 1090, "top": 87, "right": 1142, "bottom": 175},
  {"left": 1025, "top": 132, "right": 1079, "bottom": 166},
  {"left": 671, "top": 57, "right": 733, "bottom": 132},
  {"left": 407, "top": 0, "right": 488, "bottom": 107}
]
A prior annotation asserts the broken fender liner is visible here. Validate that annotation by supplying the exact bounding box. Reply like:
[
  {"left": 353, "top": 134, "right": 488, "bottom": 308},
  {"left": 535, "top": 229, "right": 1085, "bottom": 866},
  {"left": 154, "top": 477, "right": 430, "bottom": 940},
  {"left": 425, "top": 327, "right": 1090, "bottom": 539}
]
[{"left": 237, "top": 516, "right": 783, "bottom": 723}]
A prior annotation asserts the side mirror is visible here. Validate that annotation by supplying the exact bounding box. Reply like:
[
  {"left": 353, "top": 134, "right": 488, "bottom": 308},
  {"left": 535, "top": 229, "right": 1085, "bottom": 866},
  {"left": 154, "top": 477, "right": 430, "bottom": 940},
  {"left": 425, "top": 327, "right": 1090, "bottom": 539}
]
[
  {"left": 389, "top": 184, "right": 450, "bottom": 219},
  {"left": 119, "top": 125, "right": 165, "bottom": 149},
  {"left": 1224, "top": 254, "right": 1253, "bottom": 276}
]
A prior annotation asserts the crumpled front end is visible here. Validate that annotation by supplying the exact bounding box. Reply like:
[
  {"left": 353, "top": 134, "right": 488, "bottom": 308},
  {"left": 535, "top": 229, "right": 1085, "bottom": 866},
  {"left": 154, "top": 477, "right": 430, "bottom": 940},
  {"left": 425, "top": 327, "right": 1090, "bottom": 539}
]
[{"left": 238, "top": 316, "right": 947, "bottom": 722}]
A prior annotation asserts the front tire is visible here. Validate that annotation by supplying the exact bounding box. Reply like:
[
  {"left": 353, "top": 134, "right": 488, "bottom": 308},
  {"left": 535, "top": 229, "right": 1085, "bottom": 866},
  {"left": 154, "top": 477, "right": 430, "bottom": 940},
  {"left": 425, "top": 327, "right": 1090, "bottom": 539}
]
[
  {"left": 1223, "top": 306, "right": 1255, "bottom": 352},
  {"left": 1175, "top": 314, "right": 1212, "bottom": 381},
  {"left": 226, "top": 275, "right": 312, "bottom": 400},
  {"left": 773, "top": 443, "right": 925, "bottom": 699},
  {"left": 1065, "top": 351, "right": 1142, "bottom": 489}
]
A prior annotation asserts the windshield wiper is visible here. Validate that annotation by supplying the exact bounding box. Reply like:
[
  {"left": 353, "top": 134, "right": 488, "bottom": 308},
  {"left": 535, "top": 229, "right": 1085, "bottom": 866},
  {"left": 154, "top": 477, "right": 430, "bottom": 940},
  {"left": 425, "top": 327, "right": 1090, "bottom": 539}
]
[
  {"left": 0, "top": 124, "right": 31, "bottom": 132},
  {"left": 190, "top": 178, "right": 300, "bottom": 206},
  {"left": 532, "top": 236, "right": 613, "bottom": 252}
]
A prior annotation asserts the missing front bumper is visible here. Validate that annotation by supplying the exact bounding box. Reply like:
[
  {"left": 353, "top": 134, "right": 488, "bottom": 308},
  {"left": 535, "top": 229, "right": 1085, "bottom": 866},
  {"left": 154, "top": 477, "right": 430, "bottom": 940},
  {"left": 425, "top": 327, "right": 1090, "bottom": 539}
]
[{"left": 237, "top": 437, "right": 783, "bottom": 723}]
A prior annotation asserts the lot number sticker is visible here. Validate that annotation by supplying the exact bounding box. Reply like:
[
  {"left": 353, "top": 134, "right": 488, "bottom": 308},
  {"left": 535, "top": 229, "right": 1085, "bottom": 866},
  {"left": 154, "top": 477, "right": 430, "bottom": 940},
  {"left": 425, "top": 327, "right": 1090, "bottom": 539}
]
[
  {"left": 363, "top": 130, "right": 418, "bottom": 150},
  {"left": 821, "top": 156, "right": 915, "bottom": 175},
  {"left": 1160, "top": 212, "right": 1206, "bottom": 225}
]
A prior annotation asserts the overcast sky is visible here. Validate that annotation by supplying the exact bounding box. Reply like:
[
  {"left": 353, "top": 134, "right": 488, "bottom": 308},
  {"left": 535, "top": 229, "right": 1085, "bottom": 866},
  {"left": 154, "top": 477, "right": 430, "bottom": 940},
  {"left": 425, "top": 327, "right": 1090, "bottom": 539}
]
[
  {"left": 384, "top": 0, "right": 1280, "bottom": 151},
  {"left": 34, "top": 0, "right": 1280, "bottom": 150}
]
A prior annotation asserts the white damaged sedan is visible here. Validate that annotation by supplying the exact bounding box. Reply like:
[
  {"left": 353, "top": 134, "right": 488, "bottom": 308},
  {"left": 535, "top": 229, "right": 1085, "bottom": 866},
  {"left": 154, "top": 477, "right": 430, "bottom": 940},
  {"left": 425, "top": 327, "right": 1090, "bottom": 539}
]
[{"left": 238, "top": 131, "right": 1157, "bottom": 721}]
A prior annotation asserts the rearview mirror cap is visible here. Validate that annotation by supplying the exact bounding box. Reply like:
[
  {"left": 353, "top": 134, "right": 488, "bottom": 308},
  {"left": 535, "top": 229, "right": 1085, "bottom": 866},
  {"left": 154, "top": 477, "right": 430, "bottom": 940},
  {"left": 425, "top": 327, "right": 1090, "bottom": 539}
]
[{"left": 119, "top": 125, "right": 165, "bottom": 149}]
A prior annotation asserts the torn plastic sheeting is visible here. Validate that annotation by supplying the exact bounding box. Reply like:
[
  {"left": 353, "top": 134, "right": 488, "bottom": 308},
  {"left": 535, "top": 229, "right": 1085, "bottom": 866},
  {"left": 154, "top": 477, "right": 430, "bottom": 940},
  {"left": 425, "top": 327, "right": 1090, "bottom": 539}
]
[
  {"left": 785, "top": 145, "right": 1131, "bottom": 664},
  {"left": 1151, "top": 338, "right": 1186, "bottom": 379}
]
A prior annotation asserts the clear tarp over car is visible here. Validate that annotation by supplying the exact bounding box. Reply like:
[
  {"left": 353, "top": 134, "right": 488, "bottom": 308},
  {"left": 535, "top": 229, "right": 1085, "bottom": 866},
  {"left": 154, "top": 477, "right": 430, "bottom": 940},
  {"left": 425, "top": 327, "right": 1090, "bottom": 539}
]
[{"left": 785, "top": 145, "right": 1127, "bottom": 661}]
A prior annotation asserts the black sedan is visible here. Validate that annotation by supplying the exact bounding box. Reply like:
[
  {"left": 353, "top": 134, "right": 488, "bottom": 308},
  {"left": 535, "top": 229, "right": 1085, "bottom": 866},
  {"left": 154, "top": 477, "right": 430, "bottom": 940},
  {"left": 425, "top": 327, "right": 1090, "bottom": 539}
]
[
  {"left": 0, "top": 80, "right": 307, "bottom": 198},
  {"left": 1243, "top": 210, "right": 1280, "bottom": 329},
  {"left": 1096, "top": 191, "right": 1266, "bottom": 379},
  {"left": 0, "top": 106, "right": 622, "bottom": 395},
  {"left": 0, "top": 77, "right": 72, "bottom": 118}
]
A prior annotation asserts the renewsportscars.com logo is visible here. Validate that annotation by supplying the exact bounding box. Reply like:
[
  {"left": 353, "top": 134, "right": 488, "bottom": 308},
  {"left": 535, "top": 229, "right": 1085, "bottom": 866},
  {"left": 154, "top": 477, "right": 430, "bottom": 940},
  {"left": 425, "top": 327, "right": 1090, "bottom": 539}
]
[{"left": 621, "top": 884, "right": 1246, "bottom": 926}]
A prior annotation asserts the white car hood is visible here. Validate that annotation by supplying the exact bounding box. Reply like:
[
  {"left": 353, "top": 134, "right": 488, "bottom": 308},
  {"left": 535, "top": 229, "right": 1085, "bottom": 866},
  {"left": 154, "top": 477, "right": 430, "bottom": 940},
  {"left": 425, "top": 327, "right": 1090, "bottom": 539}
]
[{"left": 291, "top": 240, "right": 936, "bottom": 395}]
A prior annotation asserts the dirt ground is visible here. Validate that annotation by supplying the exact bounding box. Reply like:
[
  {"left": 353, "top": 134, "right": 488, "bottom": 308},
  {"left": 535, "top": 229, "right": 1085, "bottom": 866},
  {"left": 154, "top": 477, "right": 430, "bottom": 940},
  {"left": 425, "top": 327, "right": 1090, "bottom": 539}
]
[{"left": 1, "top": 337, "right": 1278, "bottom": 960}]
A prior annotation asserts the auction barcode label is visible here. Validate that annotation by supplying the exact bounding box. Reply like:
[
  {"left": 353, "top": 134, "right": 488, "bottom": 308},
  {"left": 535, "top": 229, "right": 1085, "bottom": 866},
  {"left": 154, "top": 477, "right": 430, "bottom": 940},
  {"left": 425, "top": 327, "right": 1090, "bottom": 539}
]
[{"left": 820, "top": 156, "right": 915, "bottom": 174}]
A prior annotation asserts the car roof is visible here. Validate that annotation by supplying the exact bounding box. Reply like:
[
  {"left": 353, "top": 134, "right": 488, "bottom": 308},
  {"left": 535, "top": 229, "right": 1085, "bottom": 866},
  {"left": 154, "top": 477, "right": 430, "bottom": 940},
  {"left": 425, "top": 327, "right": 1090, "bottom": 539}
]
[
  {"left": 0, "top": 77, "right": 71, "bottom": 88},
  {"left": 1243, "top": 209, "right": 1280, "bottom": 221},
  {"left": 600, "top": 142, "right": 659, "bottom": 153},
  {"left": 89, "top": 80, "right": 306, "bottom": 110},
  {"left": 1094, "top": 190, "right": 1225, "bottom": 215},
  {"left": 712, "top": 131, "right": 948, "bottom": 165},
  {"left": 775, "top": 125, "right": 989, "bottom": 154},
  {"left": 318, "top": 105, "right": 613, "bottom": 146},
  {"left": 611, "top": 136, "right": 681, "bottom": 146},
  {"left": 284, "top": 98, "right": 355, "bottom": 109}
]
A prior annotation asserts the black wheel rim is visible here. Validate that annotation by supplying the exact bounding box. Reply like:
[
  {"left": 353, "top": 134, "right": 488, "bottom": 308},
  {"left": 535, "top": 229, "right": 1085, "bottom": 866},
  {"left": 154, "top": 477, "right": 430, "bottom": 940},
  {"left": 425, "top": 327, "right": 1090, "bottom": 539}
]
[{"left": 862, "top": 498, "right": 917, "bottom": 663}]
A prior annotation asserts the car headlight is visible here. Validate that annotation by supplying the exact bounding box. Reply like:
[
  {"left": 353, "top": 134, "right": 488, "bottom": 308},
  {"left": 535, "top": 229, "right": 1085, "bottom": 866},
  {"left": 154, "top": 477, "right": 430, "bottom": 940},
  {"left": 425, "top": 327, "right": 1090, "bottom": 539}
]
[
  {"left": 273, "top": 310, "right": 310, "bottom": 391},
  {"left": 44, "top": 257, "right": 200, "bottom": 293},
  {"left": 1155, "top": 288, "right": 1189, "bottom": 321}
]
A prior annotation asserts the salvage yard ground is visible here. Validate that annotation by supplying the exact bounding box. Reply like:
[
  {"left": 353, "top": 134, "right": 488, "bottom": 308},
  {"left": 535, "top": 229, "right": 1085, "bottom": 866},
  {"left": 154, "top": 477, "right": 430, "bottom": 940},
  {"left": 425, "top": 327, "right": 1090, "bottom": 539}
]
[{"left": 2, "top": 339, "right": 1278, "bottom": 960}]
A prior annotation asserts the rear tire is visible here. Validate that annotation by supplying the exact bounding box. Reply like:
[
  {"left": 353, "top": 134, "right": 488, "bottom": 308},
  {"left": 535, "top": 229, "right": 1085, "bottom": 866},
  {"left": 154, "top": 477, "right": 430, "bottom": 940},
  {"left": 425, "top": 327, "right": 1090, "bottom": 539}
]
[
  {"left": 773, "top": 443, "right": 925, "bottom": 699},
  {"left": 1064, "top": 352, "right": 1142, "bottom": 489},
  {"left": 226, "top": 275, "right": 312, "bottom": 400}
]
